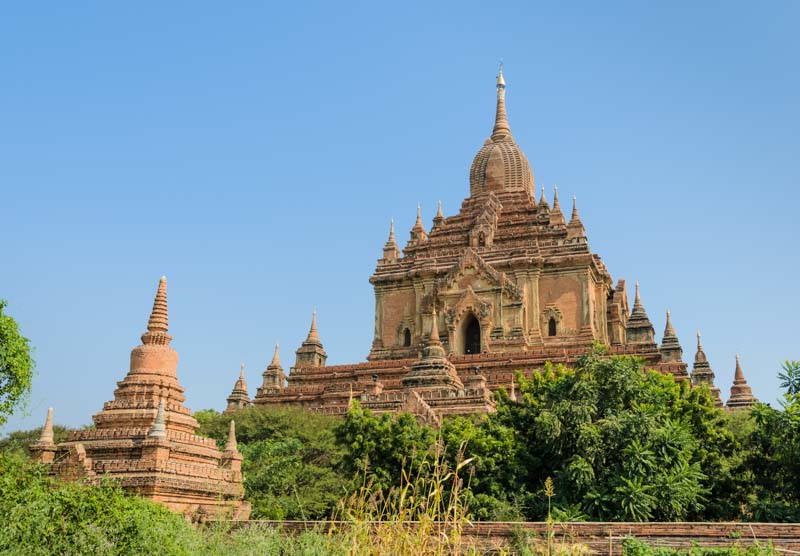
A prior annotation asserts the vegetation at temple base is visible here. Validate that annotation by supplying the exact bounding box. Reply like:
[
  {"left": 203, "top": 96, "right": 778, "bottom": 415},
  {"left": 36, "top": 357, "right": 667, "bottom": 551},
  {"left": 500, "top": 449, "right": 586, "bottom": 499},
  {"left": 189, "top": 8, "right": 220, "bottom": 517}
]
[
  {"left": 0, "top": 300, "right": 35, "bottom": 427},
  {"left": 2, "top": 351, "right": 800, "bottom": 543},
  {"left": 195, "top": 405, "right": 349, "bottom": 520}
]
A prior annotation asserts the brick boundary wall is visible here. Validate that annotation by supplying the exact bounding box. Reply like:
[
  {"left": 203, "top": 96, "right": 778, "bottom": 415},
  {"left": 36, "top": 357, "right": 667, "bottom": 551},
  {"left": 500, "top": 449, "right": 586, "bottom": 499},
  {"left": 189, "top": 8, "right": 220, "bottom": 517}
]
[{"left": 224, "top": 521, "right": 800, "bottom": 554}]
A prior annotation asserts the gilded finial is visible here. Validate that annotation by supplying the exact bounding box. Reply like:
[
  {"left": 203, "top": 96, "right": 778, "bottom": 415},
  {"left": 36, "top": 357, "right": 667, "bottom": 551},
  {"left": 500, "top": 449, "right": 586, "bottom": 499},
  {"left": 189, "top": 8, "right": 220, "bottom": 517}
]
[{"left": 497, "top": 62, "right": 506, "bottom": 89}]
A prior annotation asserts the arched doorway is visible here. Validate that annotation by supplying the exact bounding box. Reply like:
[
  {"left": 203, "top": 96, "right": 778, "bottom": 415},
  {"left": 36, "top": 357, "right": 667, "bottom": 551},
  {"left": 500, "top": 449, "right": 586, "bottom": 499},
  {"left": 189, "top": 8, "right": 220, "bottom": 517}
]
[
  {"left": 548, "top": 317, "right": 557, "bottom": 337},
  {"left": 403, "top": 328, "right": 411, "bottom": 347},
  {"left": 464, "top": 315, "right": 481, "bottom": 355}
]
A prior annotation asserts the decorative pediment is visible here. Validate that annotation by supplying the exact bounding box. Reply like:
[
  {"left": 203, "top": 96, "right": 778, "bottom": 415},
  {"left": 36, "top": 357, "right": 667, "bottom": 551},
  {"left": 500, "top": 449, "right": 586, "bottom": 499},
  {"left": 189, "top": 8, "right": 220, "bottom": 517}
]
[
  {"left": 445, "top": 286, "right": 492, "bottom": 327},
  {"left": 468, "top": 193, "right": 502, "bottom": 248},
  {"left": 437, "top": 248, "right": 522, "bottom": 300}
]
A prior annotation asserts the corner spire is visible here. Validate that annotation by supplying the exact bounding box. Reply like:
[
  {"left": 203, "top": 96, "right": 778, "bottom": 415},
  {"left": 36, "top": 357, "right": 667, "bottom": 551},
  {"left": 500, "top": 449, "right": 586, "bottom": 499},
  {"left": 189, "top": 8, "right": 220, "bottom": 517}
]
[
  {"left": 626, "top": 281, "right": 655, "bottom": 344},
  {"left": 270, "top": 342, "right": 281, "bottom": 367},
  {"left": 224, "top": 419, "right": 238, "bottom": 452},
  {"left": 567, "top": 195, "right": 586, "bottom": 239},
  {"left": 141, "top": 276, "right": 172, "bottom": 346},
  {"left": 538, "top": 184, "right": 549, "bottom": 207},
  {"left": 39, "top": 407, "right": 54, "bottom": 445},
  {"left": 492, "top": 64, "right": 513, "bottom": 141},
  {"left": 307, "top": 308, "right": 320, "bottom": 343},
  {"left": 727, "top": 354, "right": 758, "bottom": 409},
  {"left": 549, "top": 184, "right": 565, "bottom": 225},
  {"left": 148, "top": 399, "right": 167, "bottom": 438},
  {"left": 239, "top": 362, "right": 245, "bottom": 381},
  {"left": 382, "top": 218, "right": 400, "bottom": 262},
  {"left": 691, "top": 330, "right": 722, "bottom": 407},
  {"left": 429, "top": 306, "right": 441, "bottom": 345},
  {"left": 659, "top": 309, "right": 684, "bottom": 366}
]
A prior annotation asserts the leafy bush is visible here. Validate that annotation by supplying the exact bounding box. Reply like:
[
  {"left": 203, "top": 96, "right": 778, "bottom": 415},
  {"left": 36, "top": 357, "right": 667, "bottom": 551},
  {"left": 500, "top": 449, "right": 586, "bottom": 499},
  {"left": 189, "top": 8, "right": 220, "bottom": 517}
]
[
  {"left": 196, "top": 405, "right": 349, "bottom": 519},
  {"left": 0, "top": 451, "right": 204, "bottom": 555}
]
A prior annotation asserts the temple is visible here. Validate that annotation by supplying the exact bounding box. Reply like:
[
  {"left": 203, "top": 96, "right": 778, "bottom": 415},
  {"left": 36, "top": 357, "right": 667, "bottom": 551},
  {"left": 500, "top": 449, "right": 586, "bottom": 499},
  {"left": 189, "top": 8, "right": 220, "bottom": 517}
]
[
  {"left": 241, "top": 68, "right": 757, "bottom": 421},
  {"left": 32, "top": 277, "right": 249, "bottom": 520}
]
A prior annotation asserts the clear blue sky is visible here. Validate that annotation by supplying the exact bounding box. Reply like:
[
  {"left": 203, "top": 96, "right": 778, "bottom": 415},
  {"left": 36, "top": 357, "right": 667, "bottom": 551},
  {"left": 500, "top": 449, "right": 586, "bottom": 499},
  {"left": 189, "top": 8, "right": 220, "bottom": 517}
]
[{"left": 2, "top": 2, "right": 798, "bottom": 433}]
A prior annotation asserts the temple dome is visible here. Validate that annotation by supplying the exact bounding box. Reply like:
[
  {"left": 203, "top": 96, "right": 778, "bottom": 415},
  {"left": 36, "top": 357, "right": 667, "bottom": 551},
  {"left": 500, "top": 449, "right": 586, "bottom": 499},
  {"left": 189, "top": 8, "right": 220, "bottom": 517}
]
[{"left": 469, "top": 68, "right": 534, "bottom": 196}]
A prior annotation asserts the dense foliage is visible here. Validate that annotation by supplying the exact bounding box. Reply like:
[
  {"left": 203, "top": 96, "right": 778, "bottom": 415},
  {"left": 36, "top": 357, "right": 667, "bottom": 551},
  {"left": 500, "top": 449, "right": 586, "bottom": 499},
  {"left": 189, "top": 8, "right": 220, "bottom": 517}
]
[
  {"left": 2, "top": 352, "right": 799, "bottom": 528},
  {"left": 439, "top": 349, "right": 738, "bottom": 521},
  {"left": 0, "top": 451, "right": 203, "bottom": 555},
  {"left": 196, "top": 405, "right": 349, "bottom": 520},
  {"left": 0, "top": 300, "right": 34, "bottom": 426}
]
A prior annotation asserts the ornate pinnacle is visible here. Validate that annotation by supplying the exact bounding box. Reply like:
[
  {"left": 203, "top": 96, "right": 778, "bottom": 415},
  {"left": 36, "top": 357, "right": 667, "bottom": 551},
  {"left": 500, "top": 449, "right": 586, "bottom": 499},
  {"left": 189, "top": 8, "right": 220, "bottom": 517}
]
[
  {"left": 429, "top": 306, "right": 441, "bottom": 345},
  {"left": 270, "top": 342, "right": 281, "bottom": 367},
  {"left": 224, "top": 419, "right": 238, "bottom": 452},
  {"left": 239, "top": 362, "right": 245, "bottom": 381},
  {"left": 552, "top": 185, "right": 561, "bottom": 210},
  {"left": 142, "top": 276, "right": 172, "bottom": 346},
  {"left": 664, "top": 309, "right": 677, "bottom": 338},
  {"left": 570, "top": 196, "right": 581, "bottom": 222},
  {"left": 436, "top": 200, "right": 443, "bottom": 219},
  {"left": 148, "top": 399, "right": 167, "bottom": 438},
  {"left": 388, "top": 219, "right": 396, "bottom": 242},
  {"left": 734, "top": 354, "right": 745, "bottom": 383},
  {"left": 492, "top": 64, "right": 512, "bottom": 140},
  {"left": 306, "top": 308, "right": 320, "bottom": 343},
  {"left": 39, "top": 407, "right": 54, "bottom": 445}
]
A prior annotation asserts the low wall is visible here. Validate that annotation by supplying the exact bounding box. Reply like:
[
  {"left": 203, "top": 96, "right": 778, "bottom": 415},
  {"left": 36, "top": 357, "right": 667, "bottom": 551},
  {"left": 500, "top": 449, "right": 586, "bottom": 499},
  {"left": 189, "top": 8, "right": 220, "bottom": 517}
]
[{"left": 233, "top": 521, "right": 800, "bottom": 553}]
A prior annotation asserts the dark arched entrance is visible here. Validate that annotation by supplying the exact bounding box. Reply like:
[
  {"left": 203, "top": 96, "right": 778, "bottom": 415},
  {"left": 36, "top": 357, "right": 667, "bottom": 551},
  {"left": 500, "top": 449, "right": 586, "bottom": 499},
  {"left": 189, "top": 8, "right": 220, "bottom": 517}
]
[
  {"left": 464, "top": 315, "right": 481, "bottom": 355},
  {"left": 548, "top": 317, "right": 557, "bottom": 337}
]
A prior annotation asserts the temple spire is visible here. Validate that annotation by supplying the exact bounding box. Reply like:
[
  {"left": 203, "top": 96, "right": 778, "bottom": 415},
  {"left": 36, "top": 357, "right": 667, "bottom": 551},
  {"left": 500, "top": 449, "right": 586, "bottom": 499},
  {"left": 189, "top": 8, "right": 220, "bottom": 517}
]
[
  {"left": 307, "top": 308, "right": 320, "bottom": 343},
  {"left": 549, "top": 184, "right": 566, "bottom": 225},
  {"left": 429, "top": 306, "right": 441, "bottom": 346},
  {"left": 239, "top": 362, "right": 245, "bottom": 381},
  {"left": 224, "top": 419, "right": 238, "bottom": 452},
  {"left": 567, "top": 196, "right": 586, "bottom": 239},
  {"left": 727, "top": 354, "right": 758, "bottom": 409},
  {"left": 39, "top": 407, "right": 54, "bottom": 445},
  {"left": 626, "top": 281, "right": 655, "bottom": 344},
  {"left": 436, "top": 200, "right": 443, "bottom": 219},
  {"left": 407, "top": 204, "right": 428, "bottom": 245},
  {"left": 659, "top": 309, "right": 685, "bottom": 368},
  {"left": 491, "top": 64, "right": 513, "bottom": 140},
  {"left": 270, "top": 342, "right": 281, "bottom": 368},
  {"left": 148, "top": 399, "right": 167, "bottom": 438},
  {"left": 538, "top": 184, "right": 549, "bottom": 208},
  {"left": 141, "top": 276, "right": 172, "bottom": 346},
  {"left": 382, "top": 219, "right": 400, "bottom": 261},
  {"left": 691, "top": 330, "right": 722, "bottom": 407}
]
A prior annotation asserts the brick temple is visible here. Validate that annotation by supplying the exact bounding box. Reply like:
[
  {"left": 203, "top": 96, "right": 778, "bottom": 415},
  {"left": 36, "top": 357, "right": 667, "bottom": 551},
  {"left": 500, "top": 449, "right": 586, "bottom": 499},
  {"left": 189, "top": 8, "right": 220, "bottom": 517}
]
[
  {"left": 33, "top": 277, "right": 249, "bottom": 520},
  {"left": 241, "top": 68, "right": 756, "bottom": 424}
]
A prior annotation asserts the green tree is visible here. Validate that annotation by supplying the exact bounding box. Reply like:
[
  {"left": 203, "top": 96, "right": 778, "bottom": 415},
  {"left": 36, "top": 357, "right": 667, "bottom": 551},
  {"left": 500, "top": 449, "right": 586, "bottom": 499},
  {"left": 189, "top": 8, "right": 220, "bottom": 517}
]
[
  {"left": 196, "top": 405, "right": 349, "bottom": 519},
  {"left": 447, "top": 350, "right": 729, "bottom": 521},
  {"left": 778, "top": 360, "right": 800, "bottom": 396},
  {"left": 336, "top": 401, "right": 436, "bottom": 491},
  {"left": 743, "top": 364, "right": 800, "bottom": 521},
  {"left": 0, "top": 300, "right": 35, "bottom": 426}
]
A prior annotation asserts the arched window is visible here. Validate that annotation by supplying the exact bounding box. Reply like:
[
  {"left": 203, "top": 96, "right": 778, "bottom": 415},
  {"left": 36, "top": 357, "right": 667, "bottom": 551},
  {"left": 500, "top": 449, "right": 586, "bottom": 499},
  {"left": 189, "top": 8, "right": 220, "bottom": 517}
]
[
  {"left": 478, "top": 232, "right": 486, "bottom": 247},
  {"left": 548, "top": 317, "right": 557, "bottom": 337},
  {"left": 464, "top": 315, "right": 481, "bottom": 355},
  {"left": 403, "top": 328, "right": 411, "bottom": 347}
]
